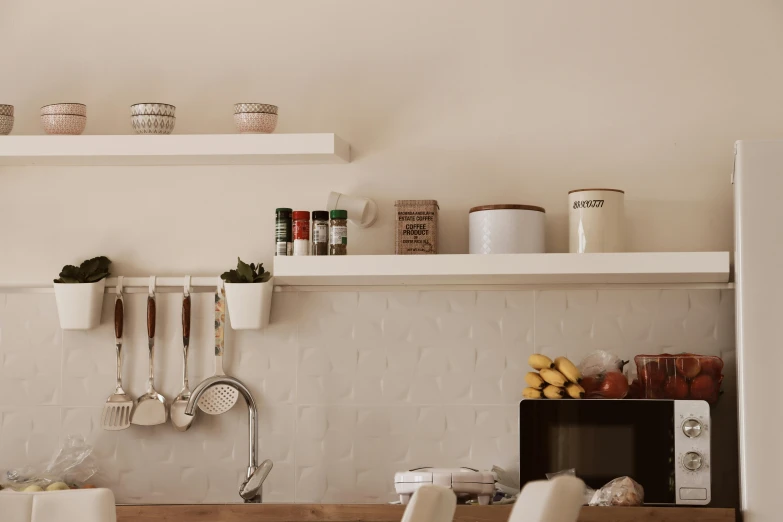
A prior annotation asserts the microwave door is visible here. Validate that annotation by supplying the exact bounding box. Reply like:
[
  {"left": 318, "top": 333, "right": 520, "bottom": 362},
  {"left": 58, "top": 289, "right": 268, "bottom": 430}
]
[{"left": 520, "top": 400, "right": 677, "bottom": 505}]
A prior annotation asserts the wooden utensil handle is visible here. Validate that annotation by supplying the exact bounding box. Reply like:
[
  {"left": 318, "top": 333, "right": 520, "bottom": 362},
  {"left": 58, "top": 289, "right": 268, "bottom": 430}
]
[
  {"left": 147, "top": 295, "right": 156, "bottom": 338},
  {"left": 114, "top": 298, "right": 124, "bottom": 339},
  {"left": 182, "top": 294, "right": 191, "bottom": 339}
]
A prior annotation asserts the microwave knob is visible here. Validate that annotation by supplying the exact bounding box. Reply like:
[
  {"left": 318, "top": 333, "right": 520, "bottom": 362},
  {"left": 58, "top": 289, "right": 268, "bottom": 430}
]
[
  {"left": 683, "top": 452, "right": 703, "bottom": 471},
  {"left": 682, "top": 418, "right": 703, "bottom": 438}
]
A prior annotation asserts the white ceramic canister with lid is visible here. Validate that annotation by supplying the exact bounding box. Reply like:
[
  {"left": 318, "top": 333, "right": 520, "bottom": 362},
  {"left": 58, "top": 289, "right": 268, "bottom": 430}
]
[
  {"left": 568, "top": 188, "right": 625, "bottom": 253},
  {"left": 469, "top": 204, "right": 546, "bottom": 254}
]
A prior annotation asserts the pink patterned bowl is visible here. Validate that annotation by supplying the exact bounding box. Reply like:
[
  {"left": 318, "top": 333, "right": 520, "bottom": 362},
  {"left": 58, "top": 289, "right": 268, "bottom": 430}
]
[
  {"left": 41, "top": 114, "right": 86, "bottom": 135},
  {"left": 233, "top": 112, "right": 277, "bottom": 133},
  {"left": 41, "top": 103, "right": 87, "bottom": 117},
  {"left": 0, "top": 115, "right": 13, "bottom": 135}
]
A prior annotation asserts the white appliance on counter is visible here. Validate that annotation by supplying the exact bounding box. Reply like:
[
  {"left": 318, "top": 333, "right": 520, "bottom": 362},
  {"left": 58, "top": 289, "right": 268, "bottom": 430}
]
[
  {"left": 394, "top": 468, "right": 495, "bottom": 505},
  {"left": 734, "top": 140, "right": 783, "bottom": 522}
]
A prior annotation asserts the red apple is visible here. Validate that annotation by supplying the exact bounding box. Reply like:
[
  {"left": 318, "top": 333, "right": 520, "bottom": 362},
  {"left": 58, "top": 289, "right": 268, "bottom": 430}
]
[
  {"left": 638, "top": 360, "right": 666, "bottom": 389},
  {"left": 581, "top": 375, "right": 600, "bottom": 396},
  {"left": 675, "top": 356, "right": 702, "bottom": 379},
  {"left": 690, "top": 374, "right": 719, "bottom": 403},
  {"left": 663, "top": 375, "right": 689, "bottom": 399},
  {"left": 585, "top": 371, "right": 629, "bottom": 399},
  {"left": 700, "top": 358, "right": 724, "bottom": 378}
]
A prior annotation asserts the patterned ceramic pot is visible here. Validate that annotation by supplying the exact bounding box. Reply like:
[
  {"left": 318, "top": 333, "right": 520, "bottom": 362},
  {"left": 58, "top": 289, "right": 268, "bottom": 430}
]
[
  {"left": 131, "top": 114, "right": 176, "bottom": 134},
  {"left": 130, "top": 103, "right": 176, "bottom": 117},
  {"left": 469, "top": 204, "right": 546, "bottom": 254},
  {"left": 233, "top": 112, "right": 277, "bottom": 133},
  {"left": 41, "top": 114, "right": 86, "bottom": 135},
  {"left": 0, "top": 104, "right": 13, "bottom": 117},
  {"left": 234, "top": 103, "right": 278, "bottom": 115},
  {"left": 41, "top": 103, "right": 87, "bottom": 116},
  {"left": 0, "top": 115, "right": 13, "bottom": 135}
]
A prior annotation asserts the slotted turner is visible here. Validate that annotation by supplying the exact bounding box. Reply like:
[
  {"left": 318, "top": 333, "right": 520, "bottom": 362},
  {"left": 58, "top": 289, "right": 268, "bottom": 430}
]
[
  {"left": 101, "top": 282, "right": 133, "bottom": 430},
  {"left": 198, "top": 286, "right": 238, "bottom": 415}
]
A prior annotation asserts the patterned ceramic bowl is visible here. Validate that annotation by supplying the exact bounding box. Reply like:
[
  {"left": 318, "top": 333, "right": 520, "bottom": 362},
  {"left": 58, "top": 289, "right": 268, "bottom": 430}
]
[
  {"left": 0, "top": 104, "right": 13, "bottom": 117},
  {"left": 234, "top": 103, "right": 278, "bottom": 115},
  {"left": 233, "top": 112, "right": 277, "bottom": 133},
  {"left": 41, "top": 103, "right": 87, "bottom": 117},
  {"left": 131, "top": 114, "right": 175, "bottom": 134},
  {"left": 130, "top": 103, "right": 176, "bottom": 117},
  {"left": 0, "top": 115, "right": 14, "bottom": 135},
  {"left": 41, "top": 114, "right": 86, "bottom": 135}
]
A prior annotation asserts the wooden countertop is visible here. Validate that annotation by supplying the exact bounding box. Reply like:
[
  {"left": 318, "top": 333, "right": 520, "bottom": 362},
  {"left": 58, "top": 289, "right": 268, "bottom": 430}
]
[{"left": 116, "top": 504, "right": 735, "bottom": 522}]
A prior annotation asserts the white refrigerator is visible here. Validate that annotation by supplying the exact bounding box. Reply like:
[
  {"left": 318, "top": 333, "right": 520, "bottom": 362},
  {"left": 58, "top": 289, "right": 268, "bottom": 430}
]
[{"left": 734, "top": 139, "right": 783, "bottom": 521}]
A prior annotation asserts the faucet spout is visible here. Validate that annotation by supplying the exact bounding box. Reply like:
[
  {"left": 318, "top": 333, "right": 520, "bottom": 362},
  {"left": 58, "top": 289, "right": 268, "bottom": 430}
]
[{"left": 186, "top": 375, "right": 267, "bottom": 502}]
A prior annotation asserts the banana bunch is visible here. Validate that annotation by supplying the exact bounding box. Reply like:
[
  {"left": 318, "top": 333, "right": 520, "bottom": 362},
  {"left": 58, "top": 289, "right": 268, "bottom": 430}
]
[{"left": 523, "top": 354, "right": 584, "bottom": 399}]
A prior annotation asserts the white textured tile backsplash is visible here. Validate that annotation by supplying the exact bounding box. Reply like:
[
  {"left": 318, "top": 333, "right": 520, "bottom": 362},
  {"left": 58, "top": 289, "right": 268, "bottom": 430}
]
[{"left": 0, "top": 289, "right": 736, "bottom": 504}]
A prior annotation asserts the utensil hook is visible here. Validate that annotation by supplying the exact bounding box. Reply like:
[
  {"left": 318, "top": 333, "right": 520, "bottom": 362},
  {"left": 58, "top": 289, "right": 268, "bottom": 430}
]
[
  {"left": 184, "top": 275, "right": 191, "bottom": 297},
  {"left": 116, "top": 276, "right": 124, "bottom": 297},
  {"left": 149, "top": 276, "right": 156, "bottom": 297}
]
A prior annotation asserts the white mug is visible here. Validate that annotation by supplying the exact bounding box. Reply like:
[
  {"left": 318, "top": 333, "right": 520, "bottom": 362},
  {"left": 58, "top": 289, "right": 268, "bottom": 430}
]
[{"left": 568, "top": 188, "right": 625, "bottom": 253}]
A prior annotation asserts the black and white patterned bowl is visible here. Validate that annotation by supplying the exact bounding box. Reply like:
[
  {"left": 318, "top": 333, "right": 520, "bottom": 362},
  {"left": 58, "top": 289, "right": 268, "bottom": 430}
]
[
  {"left": 130, "top": 103, "right": 176, "bottom": 117},
  {"left": 131, "top": 114, "right": 175, "bottom": 134},
  {"left": 0, "top": 104, "right": 13, "bottom": 117},
  {"left": 234, "top": 103, "right": 278, "bottom": 115}
]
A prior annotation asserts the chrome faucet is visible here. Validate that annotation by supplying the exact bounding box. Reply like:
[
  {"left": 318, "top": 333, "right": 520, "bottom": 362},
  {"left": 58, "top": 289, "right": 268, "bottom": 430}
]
[{"left": 185, "top": 376, "right": 273, "bottom": 503}]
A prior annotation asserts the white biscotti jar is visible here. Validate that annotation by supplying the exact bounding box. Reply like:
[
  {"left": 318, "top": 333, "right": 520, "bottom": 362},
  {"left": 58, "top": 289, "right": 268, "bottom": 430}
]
[
  {"left": 568, "top": 188, "right": 625, "bottom": 253},
  {"left": 469, "top": 204, "right": 546, "bottom": 254}
]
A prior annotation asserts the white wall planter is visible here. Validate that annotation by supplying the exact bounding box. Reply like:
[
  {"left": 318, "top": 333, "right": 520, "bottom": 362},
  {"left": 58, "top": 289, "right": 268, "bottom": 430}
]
[
  {"left": 224, "top": 278, "right": 274, "bottom": 330},
  {"left": 53, "top": 279, "right": 106, "bottom": 330}
]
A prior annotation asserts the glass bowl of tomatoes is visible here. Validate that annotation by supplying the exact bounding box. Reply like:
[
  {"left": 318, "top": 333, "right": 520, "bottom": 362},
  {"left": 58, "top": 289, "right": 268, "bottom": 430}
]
[{"left": 633, "top": 353, "right": 723, "bottom": 404}]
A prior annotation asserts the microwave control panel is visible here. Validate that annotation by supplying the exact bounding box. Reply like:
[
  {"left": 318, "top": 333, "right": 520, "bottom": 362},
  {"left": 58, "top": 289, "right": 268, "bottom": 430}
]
[{"left": 674, "top": 400, "right": 711, "bottom": 505}]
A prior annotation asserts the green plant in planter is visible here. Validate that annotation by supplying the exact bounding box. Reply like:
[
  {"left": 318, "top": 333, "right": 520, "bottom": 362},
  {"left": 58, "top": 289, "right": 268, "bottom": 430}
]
[
  {"left": 220, "top": 258, "right": 271, "bottom": 283},
  {"left": 54, "top": 256, "right": 111, "bottom": 284}
]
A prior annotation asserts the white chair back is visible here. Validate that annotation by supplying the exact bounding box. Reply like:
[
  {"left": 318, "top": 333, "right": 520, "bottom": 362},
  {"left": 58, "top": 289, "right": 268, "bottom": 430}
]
[
  {"left": 508, "top": 476, "right": 585, "bottom": 522},
  {"left": 0, "top": 488, "right": 116, "bottom": 522},
  {"left": 400, "top": 485, "right": 457, "bottom": 522}
]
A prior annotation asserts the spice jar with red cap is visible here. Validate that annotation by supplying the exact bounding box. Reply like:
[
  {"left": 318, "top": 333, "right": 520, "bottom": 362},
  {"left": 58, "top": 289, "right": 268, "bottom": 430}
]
[{"left": 292, "top": 211, "right": 311, "bottom": 256}]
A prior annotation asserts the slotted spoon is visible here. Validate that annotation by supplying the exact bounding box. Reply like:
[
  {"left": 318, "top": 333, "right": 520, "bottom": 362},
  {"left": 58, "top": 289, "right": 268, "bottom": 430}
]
[
  {"left": 198, "top": 286, "right": 238, "bottom": 415},
  {"left": 101, "top": 288, "right": 133, "bottom": 430}
]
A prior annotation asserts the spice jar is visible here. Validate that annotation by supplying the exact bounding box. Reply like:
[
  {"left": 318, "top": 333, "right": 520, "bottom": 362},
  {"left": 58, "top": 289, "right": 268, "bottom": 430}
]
[
  {"left": 329, "top": 210, "right": 348, "bottom": 255},
  {"left": 293, "top": 211, "right": 311, "bottom": 256},
  {"left": 275, "top": 208, "right": 293, "bottom": 256},
  {"left": 312, "top": 211, "right": 329, "bottom": 256}
]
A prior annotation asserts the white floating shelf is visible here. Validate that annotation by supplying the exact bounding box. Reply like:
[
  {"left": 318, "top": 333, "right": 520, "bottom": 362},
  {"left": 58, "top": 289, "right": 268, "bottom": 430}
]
[
  {"left": 0, "top": 133, "right": 350, "bottom": 166},
  {"left": 274, "top": 252, "right": 730, "bottom": 286}
]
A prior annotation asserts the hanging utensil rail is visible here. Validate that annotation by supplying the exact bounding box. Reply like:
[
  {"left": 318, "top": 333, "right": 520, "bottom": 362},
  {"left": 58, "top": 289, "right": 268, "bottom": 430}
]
[{"left": 0, "top": 276, "right": 222, "bottom": 293}]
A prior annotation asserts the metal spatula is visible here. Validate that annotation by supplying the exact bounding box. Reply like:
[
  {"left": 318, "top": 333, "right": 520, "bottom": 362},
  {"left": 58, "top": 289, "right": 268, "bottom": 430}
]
[
  {"left": 101, "top": 284, "right": 133, "bottom": 430},
  {"left": 171, "top": 285, "right": 194, "bottom": 431},
  {"left": 198, "top": 286, "right": 238, "bottom": 415},
  {"left": 131, "top": 287, "right": 168, "bottom": 425}
]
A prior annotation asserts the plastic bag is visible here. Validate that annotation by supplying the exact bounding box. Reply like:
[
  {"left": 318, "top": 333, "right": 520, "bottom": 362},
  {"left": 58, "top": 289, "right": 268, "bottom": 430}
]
[
  {"left": 2, "top": 435, "right": 97, "bottom": 490},
  {"left": 546, "top": 469, "right": 595, "bottom": 505},
  {"left": 578, "top": 351, "right": 629, "bottom": 399},
  {"left": 578, "top": 350, "right": 626, "bottom": 377},
  {"left": 589, "top": 476, "right": 644, "bottom": 506}
]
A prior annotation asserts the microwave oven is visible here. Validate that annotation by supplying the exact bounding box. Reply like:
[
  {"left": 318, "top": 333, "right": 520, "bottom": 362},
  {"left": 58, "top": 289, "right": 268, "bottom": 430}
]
[{"left": 519, "top": 399, "right": 710, "bottom": 505}]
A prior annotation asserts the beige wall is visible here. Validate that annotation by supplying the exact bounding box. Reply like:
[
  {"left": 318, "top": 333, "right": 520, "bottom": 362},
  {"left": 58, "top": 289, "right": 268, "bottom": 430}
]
[{"left": 1, "top": 0, "right": 782, "bottom": 278}]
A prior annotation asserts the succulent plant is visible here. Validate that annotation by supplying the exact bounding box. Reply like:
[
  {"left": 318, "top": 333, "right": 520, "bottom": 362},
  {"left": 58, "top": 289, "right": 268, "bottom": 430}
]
[
  {"left": 220, "top": 258, "right": 271, "bottom": 284},
  {"left": 54, "top": 256, "right": 111, "bottom": 284}
]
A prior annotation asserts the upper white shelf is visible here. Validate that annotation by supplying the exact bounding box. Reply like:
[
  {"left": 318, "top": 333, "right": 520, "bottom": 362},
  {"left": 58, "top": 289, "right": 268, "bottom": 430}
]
[
  {"left": 0, "top": 133, "right": 350, "bottom": 166},
  {"left": 274, "top": 252, "right": 730, "bottom": 286}
]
